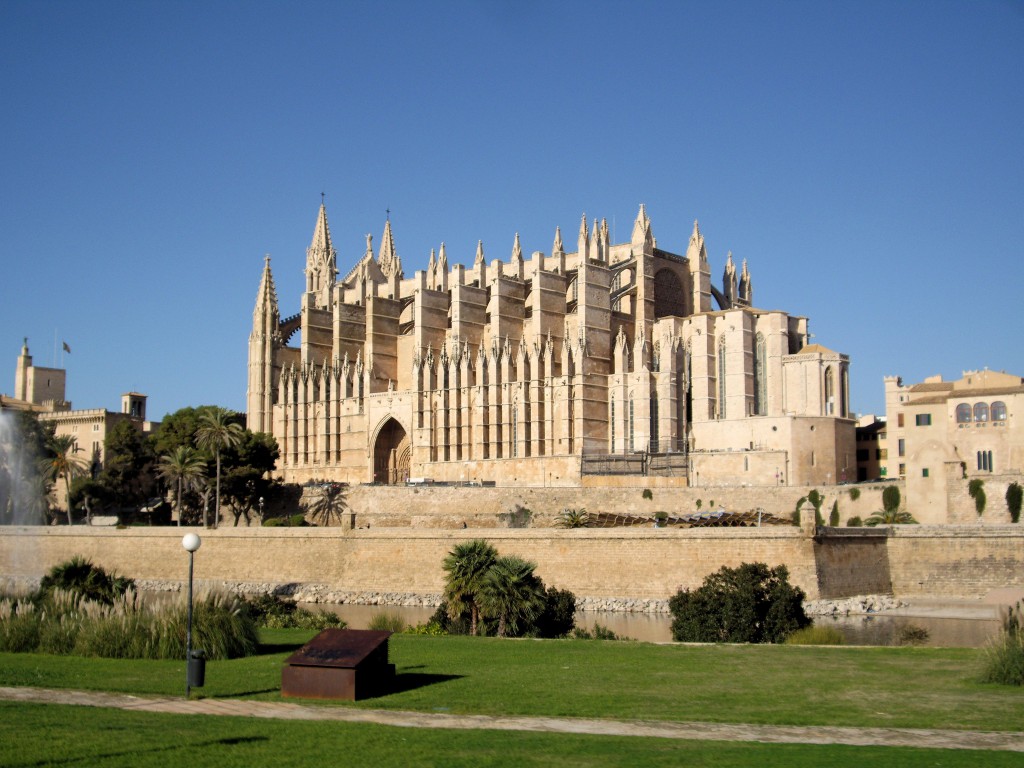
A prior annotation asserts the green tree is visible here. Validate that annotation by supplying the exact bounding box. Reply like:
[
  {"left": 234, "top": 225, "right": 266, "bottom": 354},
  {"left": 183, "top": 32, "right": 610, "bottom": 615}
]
[
  {"left": 829, "top": 500, "right": 840, "bottom": 527},
  {"left": 478, "top": 555, "right": 547, "bottom": 638},
  {"left": 97, "top": 421, "right": 158, "bottom": 512},
  {"left": 882, "top": 485, "right": 901, "bottom": 514},
  {"left": 534, "top": 586, "right": 577, "bottom": 638},
  {"left": 968, "top": 478, "right": 986, "bottom": 516},
  {"left": 194, "top": 408, "right": 244, "bottom": 528},
  {"left": 669, "top": 563, "right": 810, "bottom": 643},
  {"left": 442, "top": 539, "right": 498, "bottom": 636},
  {"left": 39, "top": 435, "right": 89, "bottom": 525},
  {"left": 158, "top": 446, "right": 207, "bottom": 527},
  {"left": 1006, "top": 482, "right": 1022, "bottom": 524}
]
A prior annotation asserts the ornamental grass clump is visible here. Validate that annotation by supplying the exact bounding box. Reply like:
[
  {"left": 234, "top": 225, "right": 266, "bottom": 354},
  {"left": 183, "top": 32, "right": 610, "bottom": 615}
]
[
  {"left": 368, "top": 610, "right": 407, "bottom": 633},
  {"left": 0, "top": 587, "right": 259, "bottom": 660},
  {"left": 785, "top": 624, "right": 845, "bottom": 645},
  {"left": 980, "top": 601, "right": 1024, "bottom": 686}
]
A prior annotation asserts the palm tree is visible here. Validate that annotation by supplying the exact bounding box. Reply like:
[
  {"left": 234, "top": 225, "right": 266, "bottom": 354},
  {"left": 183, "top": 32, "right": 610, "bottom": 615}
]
[
  {"left": 194, "top": 408, "right": 244, "bottom": 528},
  {"left": 442, "top": 539, "right": 498, "bottom": 636},
  {"left": 555, "top": 507, "right": 590, "bottom": 528},
  {"left": 478, "top": 555, "right": 547, "bottom": 638},
  {"left": 158, "top": 446, "right": 206, "bottom": 526},
  {"left": 865, "top": 508, "right": 918, "bottom": 526},
  {"left": 39, "top": 435, "right": 89, "bottom": 525}
]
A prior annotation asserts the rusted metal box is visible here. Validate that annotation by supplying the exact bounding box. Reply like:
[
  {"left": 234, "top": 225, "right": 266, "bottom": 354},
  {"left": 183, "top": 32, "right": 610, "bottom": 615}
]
[{"left": 281, "top": 628, "right": 395, "bottom": 700}]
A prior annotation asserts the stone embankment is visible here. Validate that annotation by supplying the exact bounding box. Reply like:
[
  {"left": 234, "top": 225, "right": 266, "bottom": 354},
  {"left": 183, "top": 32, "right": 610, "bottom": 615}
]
[
  {"left": 804, "top": 595, "right": 904, "bottom": 616},
  {"left": 10, "top": 576, "right": 900, "bottom": 617}
]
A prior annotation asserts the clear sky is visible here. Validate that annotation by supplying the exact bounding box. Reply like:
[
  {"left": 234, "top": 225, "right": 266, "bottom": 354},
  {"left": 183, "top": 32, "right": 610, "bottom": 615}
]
[{"left": 2, "top": 1, "right": 1022, "bottom": 422}]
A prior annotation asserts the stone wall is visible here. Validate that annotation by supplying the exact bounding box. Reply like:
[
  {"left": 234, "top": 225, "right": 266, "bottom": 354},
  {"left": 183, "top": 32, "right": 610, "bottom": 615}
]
[
  {"left": 3, "top": 522, "right": 1022, "bottom": 605},
  {"left": 328, "top": 482, "right": 891, "bottom": 528}
]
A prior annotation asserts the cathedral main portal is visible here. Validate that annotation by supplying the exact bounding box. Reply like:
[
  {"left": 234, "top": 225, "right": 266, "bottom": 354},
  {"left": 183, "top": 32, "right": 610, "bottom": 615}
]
[{"left": 373, "top": 419, "right": 410, "bottom": 485}]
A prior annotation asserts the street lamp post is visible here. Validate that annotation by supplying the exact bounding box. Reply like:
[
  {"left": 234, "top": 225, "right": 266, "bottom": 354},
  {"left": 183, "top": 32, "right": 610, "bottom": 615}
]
[
  {"left": 182, "top": 533, "right": 201, "bottom": 699},
  {"left": 258, "top": 496, "right": 264, "bottom": 523}
]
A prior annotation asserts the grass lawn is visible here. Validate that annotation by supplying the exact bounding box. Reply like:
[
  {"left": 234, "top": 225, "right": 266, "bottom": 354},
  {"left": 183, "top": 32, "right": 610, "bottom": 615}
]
[
  {"left": 3, "top": 701, "right": 1022, "bottom": 768},
  {"left": 4, "top": 631, "right": 1022, "bottom": 766}
]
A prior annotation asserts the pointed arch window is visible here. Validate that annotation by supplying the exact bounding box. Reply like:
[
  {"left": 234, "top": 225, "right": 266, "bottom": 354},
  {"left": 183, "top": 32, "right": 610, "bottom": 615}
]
[
  {"left": 824, "top": 367, "right": 835, "bottom": 416},
  {"left": 650, "top": 393, "right": 659, "bottom": 452},
  {"left": 753, "top": 332, "right": 766, "bottom": 416},
  {"left": 628, "top": 392, "right": 635, "bottom": 452},
  {"left": 717, "top": 337, "right": 726, "bottom": 419}
]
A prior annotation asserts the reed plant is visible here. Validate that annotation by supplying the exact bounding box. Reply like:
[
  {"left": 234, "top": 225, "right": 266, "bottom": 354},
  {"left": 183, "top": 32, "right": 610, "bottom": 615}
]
[
  {"left": 785, "top": 625, "right": 845, "bottom": 645},
  {"left": 367, "top": 610, "right": 408, "bottom": 633},
  {"left": 0, "top": 588, "right": 258, "bottom": 660}
]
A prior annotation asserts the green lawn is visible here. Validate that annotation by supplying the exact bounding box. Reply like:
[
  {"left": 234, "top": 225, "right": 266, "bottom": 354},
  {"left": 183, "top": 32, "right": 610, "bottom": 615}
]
[{"left": 3, "top": 632, "right": 1022, "bottom": 767}]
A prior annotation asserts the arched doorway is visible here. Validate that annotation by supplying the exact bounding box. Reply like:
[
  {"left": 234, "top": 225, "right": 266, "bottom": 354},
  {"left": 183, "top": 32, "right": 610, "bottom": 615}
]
[{"left": 373, "top": 419, "right": 410, "bottom": 484}]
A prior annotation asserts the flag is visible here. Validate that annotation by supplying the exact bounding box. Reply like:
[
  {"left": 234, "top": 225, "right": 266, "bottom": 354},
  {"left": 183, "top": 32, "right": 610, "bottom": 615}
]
[{"left": 62, "top": 341, "right": 71, "bottom": 354}]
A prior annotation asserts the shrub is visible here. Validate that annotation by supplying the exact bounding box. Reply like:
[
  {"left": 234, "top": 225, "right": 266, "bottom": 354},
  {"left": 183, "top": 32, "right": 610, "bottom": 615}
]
[
  {"left": 829, "top": 500, "right": 839, "bottom": 527},
  {"left": 572, "top": 623, "right": 626, "bottom": 640},
  {"left": 642, "top": 489, "right": 653, "bottom": 500},
  {"left": 555, "top": 507, "right": 590, "bottom": 529},
  {"left": 669, "top": 563, "right": 810, "bottom": 644},
  {"left": 262, "top": 513, "right": 309, "bottom": 527},
  {"left": 896, "top": 624, "right": 930, "bottom": 646},
  {"left": 882, "top": 486, "right": 901, "bottom": 514},
  {"left": 38, "top": 556, "right": 134, "bottom": 606},
  {"left": 793, "top": 496, "right": 807, "bottom": 526},
  {"left": 242, "top": 593, "right": 346, "bottom": 630},
  {"left": 696, "top": 499, "right": 702, "bottom": 510},
  {"left": 654, "top": 511, "right": 668, "bottom": 527},
  {"left": 368, "top": 610, "right": 407, "bottom": 633},
  {"left": 968, "top": 479, "right": 986, "bottom": 516},
  {"left": 785, "top": 625, "right": 845, "bottom": 645},
  {"left": 848, "top": 487, "right": 861, "bottom": 501},
  {"left": 1007, "top": 482, "right": 1023, "bottom": 523},
  {"left": 534, "top": 587, "right": 577, "bottom": 638},
  {"left": 406, "top": 619, "right": 447, "bottom": 635},
  {"left": 846, "top": 516, "right": 863, "bottom": 527}
]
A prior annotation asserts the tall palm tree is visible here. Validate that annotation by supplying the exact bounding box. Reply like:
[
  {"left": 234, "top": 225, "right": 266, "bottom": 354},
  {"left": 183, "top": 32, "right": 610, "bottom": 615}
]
[
  {"left": 158, "top": 446, "right": 206, "bottom": 526},
  {"left": 442, "top": 539, "right": 498, "bottom": 636},
  {"left": 194, "top": 408, "right": 244, "bottom": 528},
  {"left": 478, "top": 555, "right": 547, "bottom": 638},
  {"left": 40, "top": 434, "right": 89, "bottom": 525},
  {"left": 307, "top": 483, "right": 347, "bottom": 527}
]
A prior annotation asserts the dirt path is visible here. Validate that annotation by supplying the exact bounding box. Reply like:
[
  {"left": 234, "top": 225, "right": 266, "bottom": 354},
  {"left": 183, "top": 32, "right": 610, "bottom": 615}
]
[{"left": 2, "top": 686, "right": 1022, "bottom": 752}]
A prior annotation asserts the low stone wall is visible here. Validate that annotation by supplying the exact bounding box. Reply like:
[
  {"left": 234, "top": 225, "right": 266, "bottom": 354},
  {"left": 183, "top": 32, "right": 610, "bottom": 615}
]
[{"left": 2, "top": 523, "right": 1022, "bottom": 606}]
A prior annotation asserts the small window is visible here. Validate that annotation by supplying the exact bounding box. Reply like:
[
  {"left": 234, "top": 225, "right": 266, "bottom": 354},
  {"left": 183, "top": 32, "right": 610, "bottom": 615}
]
[
  {"left": 974, "top": 403, "right": 989, "bottom": 423},
  {"left": 898, "top": 438, "right": 905, "bottom": 457},
  {"left": 955, "top": 403, "right": 971, "bottom": 423},
  {"left": 897, "top": 413, "right": 904, "bottom": 427},
  {"left": 922, "top": 468, "right": 929, "bottom": 478},
  {"left": 915, "top": 414, "right": 932, "bottom": 426},
  {"left": 991, "top": 401, "right": 1007, "bottom": 421},
  {"left": 898, "top": 463, "right": 906, "bottom": 475}
]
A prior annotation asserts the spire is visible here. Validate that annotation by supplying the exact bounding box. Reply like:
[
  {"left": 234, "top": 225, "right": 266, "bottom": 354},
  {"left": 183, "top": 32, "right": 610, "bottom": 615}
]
[
  {"left": 577, "top": 213, "right": 589, "bottom": 259},
  {"left": 738, "top": 258, "right": 752, "bottom": 305},
  {"left": 378, "top": 219, "right": 403, "bottom": 278},
  {"left": 475, "top": 239, "right": 485, "bottom": 266},
  {"left": 686, "top": 219, "right": 707, "bottom": 263},
  {"left": 439, "top": 241, "right": 448, "bottom": 272},
  {"left": 511, "top": 232, "right": 523, "bottom": 264},
  {"left": 552, "top": 226, "right": 564, "bottom": 255},
  {"left": 305, "top": 202, "right": 338, "bottom": 307},
  {"left": 254, "top": 254, "right": 281, "bottom": 322},
  {"left": 630, "top": 204, "right": 653, "bottom": 250}
]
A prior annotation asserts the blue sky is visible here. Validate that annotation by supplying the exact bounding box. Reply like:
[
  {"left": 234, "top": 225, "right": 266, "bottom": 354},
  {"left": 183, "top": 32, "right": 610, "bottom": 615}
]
[{"left": 2, "top": 1, "right": 1022, "bottom": 422}]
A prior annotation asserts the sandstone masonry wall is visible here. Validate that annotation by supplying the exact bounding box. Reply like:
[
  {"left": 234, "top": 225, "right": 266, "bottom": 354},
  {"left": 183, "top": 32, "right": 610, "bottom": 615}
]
[{"left": 3, "top": 523, "right": 1021, "bottom": 604}]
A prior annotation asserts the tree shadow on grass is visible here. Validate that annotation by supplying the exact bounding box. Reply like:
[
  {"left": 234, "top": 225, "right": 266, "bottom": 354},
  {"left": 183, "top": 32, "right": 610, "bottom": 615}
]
[{"left": 257, "top": 642, "right": 308, "bottom": 655}]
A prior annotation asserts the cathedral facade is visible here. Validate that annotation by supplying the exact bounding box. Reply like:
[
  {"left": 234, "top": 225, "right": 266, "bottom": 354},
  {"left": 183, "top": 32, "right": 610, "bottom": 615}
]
[{"left": 247, "top": 204, "right": 854, "bottom": 487}]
